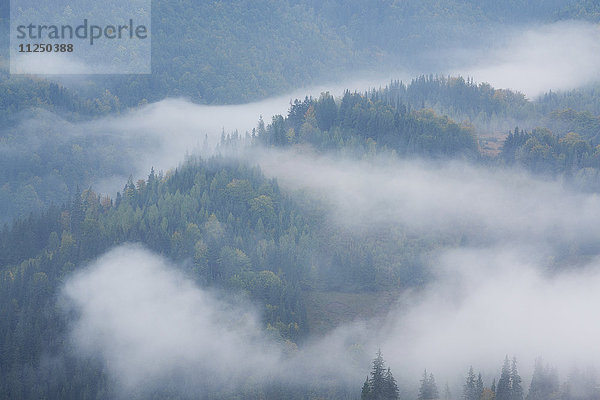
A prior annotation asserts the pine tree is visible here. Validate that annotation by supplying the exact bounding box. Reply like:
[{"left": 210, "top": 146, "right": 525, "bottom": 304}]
[
  {"left": 464, "top": 366, "right": 476, "bottom": 400},
  {"left": 370, "top": 349, "right": 387, "bottom": 400},
  {"left": 511, "top": 358, "right": 523, "bottom": 400},
  {"left": 476, "top": 373, "right": 484, "bottom": 400},
  {"left": 362, "top": 350, "right": 399, "bottom": 400},
  {"left": 384, "top": 367, "right": 399, "bottom": 400},
  {"left": 362, "top": 376, "right": 372, "bottom": 400},
  {"left": 496, "top": 357, "right": 512, "bottom": 400}
]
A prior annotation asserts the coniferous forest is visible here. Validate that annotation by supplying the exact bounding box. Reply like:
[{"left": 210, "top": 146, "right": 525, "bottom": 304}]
[{"left": 3, "top": 1, "right": 600, "bottom": 399}]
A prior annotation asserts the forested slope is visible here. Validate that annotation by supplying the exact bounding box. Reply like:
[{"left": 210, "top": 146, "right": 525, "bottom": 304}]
[{"left": 2, "top": 0, "right": 596, "bottom": 106}]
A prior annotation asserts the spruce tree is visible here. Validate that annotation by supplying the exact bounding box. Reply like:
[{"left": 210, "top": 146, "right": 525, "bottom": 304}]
[
  {"left": 362, "top": 376, "right": 372, "bottom": 400},
  {"left": 362, "top": 350, "right": 399, "bottom": 400},
  {"left": 496, "top": 357, "right": 512, "bottom": 400},
  {"left": 476, "top": 373, "right": 484, "bottom": 400},
  {"left": 384, "top": 367, "right": 399, "bottom": 400},
  {"left": 511, "top": 357, "right": 523, "bottom": 400},
  {"left": 370, "top": 349, "right": 387, "bottom": 400},
  {"left": 464, "top": 366, "right": 476, "bottom": 400}
]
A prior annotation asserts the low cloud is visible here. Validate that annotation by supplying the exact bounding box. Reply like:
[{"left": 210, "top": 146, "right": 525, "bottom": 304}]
[
  {"left": 382, "top": 245, "right": 600, "bottom": 387},
  {"left": 60, "top": 148, "right": 600, "bottom": 395},
  {"left": 10, "top": 53, "right": 98, "bottom": 75},
  {"left": 252, "top": 149, "right": 600, "bottom": 252},
  {"left": 61, "top": 244, "right": 281, "bottom": 393},
  {"left": 248, "top": 148, "right": 600, "bottom": 387},
  {"left": 61, "top": 244, "right": 367, "bottom": 395},
  {"left": 457, "top": 21, "right": 600, "bottom": 97}
]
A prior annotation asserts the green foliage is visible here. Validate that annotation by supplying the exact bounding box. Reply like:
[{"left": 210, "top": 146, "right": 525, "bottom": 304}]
[
  {"left": 362, "top": 350, "right": 399, "bottom": 400},
  {"left": 260, "top": 89, "right": 479, "bottom": 159},
  {"left": 378, "top": 76, "right": 532, "bottom": 124},
  {"left": 97, "top": 0, "right": 362, "bottom": 105},
  {"left": 537, "top": 86, "right": 600, "bottom": 116},
  {"left": 548, "top": 109, "right": 600, "bottom": 144},
  {"left": 0, "top": 158, "right": 314, "bottom": 397},
  {"left": 0, "top": 117, "right": 133, "bottom": 224},
  {"left": 0, "top": 154, "right": 441, "bottom": 398},
  {"left": 0, "top": 71, "right": 109, "bottom": 127},
  {"left": 496, "top": 356, "right": 524, "bottom": 400},
  {"left": 464, "top": 366, "right": 482, "bottom": 400},
  {"left": 501, "top": 126, "right": 600, "bottom": 189},
  {"left": 3, "top": 0, "right": 590, "bottom": 108}
]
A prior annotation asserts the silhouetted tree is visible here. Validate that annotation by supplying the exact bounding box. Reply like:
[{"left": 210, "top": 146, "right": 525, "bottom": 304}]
[{"left": 362, "top": 350, "right": 399, "bottom": 400}]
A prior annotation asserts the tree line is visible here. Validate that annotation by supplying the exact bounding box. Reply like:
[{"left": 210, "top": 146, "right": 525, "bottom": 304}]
[{"left": 362, "top": 352, "right": 599, "bottom": 400}]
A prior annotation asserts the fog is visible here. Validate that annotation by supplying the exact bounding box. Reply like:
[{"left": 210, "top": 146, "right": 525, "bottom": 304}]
[
  {"left": 252, "top": 149, "right": 600, "bottom": 252},
  {"left": 16, "top": 18, "right": 600, "bottom": 397},
  {"left": 62, "top": 244, "right": 281, "bottom": 393},
  {"left": 456, "top": 21, "right": 600, "bottom": 98},
  {"left": 249, "top": 148, "right": 600, "bottom": 382},
  {"left": 9, "top": 20, "right": 600, "bottom": 200},
  {"left": 10, "top": 53, "right": 102, "bottom": 75},
  {"left": 383, "top": 245, "right": 600, "bottom": 383},
  {"left": 5, "top": 75, "right": 399, "bottom": 197},
  {"left": 60, "top": 141, "right": 600, "bottom": 395},
  {"left": 83, "top": 19, "right": 600, "bottom": 185},
  {"left": 62, "top": 244, "right": 367, "bottom": 395}
]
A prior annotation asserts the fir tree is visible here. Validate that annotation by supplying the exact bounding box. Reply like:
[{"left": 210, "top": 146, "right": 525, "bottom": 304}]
[
  {"left": 511, "top": 357, "right": 523, "bottom": 400},
  {"left": 370, "top": 349, "right": 387, "bottom": 400},
  {"left": 496, "top": 357, "right": 512, "bottom": 400},
  {"left": 362, "top": 376, "right": 372, "bottom": 400},
  {"left": 476, "top": 373, "right": 484, "bottom": 400},
  {"left": 362, "top": 350, "right": 399, "bottom": 400},
  {"left": 464, "top": 366, "right": 476, "bottom": 400},
  {"left": 384, "top": 367, "right": 400, "bottom": 400}
]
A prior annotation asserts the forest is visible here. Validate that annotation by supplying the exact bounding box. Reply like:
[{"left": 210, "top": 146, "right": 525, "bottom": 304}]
[{"left": 2, "top": 0, "right": 600, "bottom": 399}]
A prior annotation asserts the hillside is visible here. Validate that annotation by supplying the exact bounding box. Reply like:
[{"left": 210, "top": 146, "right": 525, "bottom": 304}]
[{"left": 3, "top": 1, "right": 600, "bottom": 399}]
